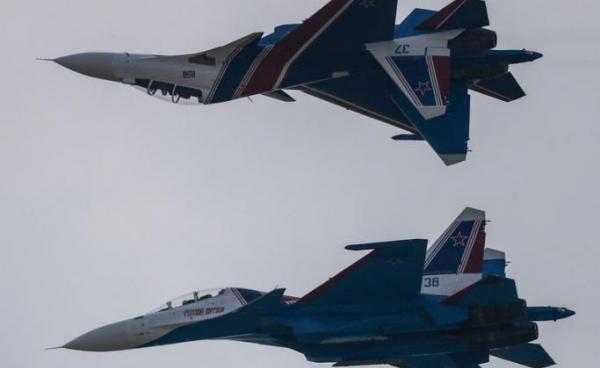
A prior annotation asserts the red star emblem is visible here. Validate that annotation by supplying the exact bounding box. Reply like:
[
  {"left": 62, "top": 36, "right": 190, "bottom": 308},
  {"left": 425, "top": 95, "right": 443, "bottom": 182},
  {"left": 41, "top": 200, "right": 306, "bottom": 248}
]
[{"left": 451, "top": 232, "right": 468, "bottom": 247}]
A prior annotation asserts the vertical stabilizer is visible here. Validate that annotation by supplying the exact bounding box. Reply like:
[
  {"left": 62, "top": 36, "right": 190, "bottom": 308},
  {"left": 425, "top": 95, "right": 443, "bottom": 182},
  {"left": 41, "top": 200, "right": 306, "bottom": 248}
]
[
  {"left": 483, "top": 248, "right": 506, "bottom": 278},
  {"left": 422, "top": 208, "right": 486, "bottom": 295}
]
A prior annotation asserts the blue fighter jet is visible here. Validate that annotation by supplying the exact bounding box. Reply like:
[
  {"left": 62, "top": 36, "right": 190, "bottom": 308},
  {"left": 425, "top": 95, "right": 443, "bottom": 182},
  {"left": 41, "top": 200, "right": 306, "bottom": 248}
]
[
  {"left": 49, "top": 0, "right": 542, "bottom": 165},
  {"left": 60, "top": 208, "right": 573, "bottom": 368}
]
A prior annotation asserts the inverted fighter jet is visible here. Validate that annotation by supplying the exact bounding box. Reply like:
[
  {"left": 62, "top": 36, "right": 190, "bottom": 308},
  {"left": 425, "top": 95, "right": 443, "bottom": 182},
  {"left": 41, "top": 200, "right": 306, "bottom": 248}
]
[
  {"left": 48, "top": 0, "right": 542, "bottom": 165},
  {"left": 59, "top": 208, "right": 573, "bottom": 368}
]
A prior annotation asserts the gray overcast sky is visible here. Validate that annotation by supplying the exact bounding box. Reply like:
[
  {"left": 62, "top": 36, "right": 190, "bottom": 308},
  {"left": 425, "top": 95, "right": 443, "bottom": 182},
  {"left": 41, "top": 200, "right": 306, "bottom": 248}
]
[{"left": 1, "top": 0, "right": 598, "bottom": 367}]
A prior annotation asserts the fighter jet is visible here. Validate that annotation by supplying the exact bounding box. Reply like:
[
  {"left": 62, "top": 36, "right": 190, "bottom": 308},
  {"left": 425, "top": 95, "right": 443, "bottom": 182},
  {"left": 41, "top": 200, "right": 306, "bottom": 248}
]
[
  {"left": 59, "top": 208, "right": 573, "bottom": 368},
  {"left": 48, "top": 0, "right": 542, "bottom": 165}
]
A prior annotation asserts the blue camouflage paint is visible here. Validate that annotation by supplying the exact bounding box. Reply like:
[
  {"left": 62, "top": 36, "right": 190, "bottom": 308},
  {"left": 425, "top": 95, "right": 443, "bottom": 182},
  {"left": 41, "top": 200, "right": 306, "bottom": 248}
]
[
  {"left": 259, "top": 24, "right": 300, "bottom": 46},
  {"left": 483, "top": 258, "right": 506, "bottom": 278},
  {"left": 280, "top": 0, "right": 398, "bottom": 88}
]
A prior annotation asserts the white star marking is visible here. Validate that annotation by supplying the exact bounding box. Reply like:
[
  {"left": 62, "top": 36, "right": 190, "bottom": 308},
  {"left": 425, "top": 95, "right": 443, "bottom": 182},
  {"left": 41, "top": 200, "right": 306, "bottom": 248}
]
[{"left": 415, "top": 81, "right": 432, "bottom": 96}]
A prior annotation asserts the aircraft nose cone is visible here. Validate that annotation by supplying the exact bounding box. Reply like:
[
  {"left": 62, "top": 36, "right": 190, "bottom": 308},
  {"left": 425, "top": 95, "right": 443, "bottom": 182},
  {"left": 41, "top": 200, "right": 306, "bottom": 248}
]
[
  {"left": 54, "top": 53, "right": 120, "bottom": 81},
  {"left": 64, "top": 320, "right": 132, "bottom": 352}
]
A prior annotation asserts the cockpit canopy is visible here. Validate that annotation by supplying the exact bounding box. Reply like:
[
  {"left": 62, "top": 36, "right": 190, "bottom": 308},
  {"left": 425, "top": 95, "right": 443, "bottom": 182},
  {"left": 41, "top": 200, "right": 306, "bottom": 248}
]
[{"left": 149, "top": 287, "right": 265, "bottom": 314}]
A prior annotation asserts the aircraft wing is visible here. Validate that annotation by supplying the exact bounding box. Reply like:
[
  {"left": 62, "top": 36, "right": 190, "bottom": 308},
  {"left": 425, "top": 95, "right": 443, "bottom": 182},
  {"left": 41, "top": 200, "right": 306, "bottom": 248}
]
[
  {"left": 296, "top": 72, "right": 417, "bottom": 134},
  {"left": 295, "top": 70, "right": 474, "bottom": 161},
  {"left": 298, "top": 240, "right": 427, "bottom": 306},
  {"left": 242, "top": 0, "right": 399, "bottom": 96},
  {"left": 470, "top": 72, "right": 526, "bottom": 102}
]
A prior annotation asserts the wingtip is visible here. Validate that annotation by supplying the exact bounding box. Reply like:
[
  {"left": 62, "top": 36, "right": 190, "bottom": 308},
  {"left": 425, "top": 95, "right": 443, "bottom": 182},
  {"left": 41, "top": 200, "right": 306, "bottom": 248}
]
[
  {"left": 525, "top": 50, "right": 544, "bottom": 62},
  {"left": 440, "top": 154, "right": 467, "bottom": 166}
]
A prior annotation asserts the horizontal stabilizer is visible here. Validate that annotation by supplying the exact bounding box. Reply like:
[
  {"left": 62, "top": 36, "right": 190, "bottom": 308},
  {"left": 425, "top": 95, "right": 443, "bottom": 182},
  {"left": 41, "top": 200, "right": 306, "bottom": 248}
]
[
  {"left": 444, "top": 276, "right": 519, "bottom": 306},
  {"left": 263, "top": 90, "right": 296, "bottom": 102},
  {"left": 296, "top": 71, "right": 416, "bottom": 133},
  {"left": 491, "top": 344, "right": 556, "bottom": 368},
  {"left": 470, "top": 73, "right": 526, "bottom": 102},
  {"left": 417, "top": 0, "right": 489, "bottom": 31},
  {"left": 300, "top": 240, "right": 427, "bottom": 306}
]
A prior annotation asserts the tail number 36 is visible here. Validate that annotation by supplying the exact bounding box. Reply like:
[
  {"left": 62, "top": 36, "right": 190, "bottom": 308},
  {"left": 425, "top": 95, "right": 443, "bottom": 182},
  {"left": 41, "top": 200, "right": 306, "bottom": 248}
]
[{"left": 423, "top": 277, "right": 440, "bottom": 288}]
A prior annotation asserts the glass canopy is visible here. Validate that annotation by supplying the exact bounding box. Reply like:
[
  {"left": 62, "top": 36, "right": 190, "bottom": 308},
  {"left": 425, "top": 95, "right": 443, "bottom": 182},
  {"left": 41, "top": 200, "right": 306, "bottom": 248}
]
[{"left": 149, "top": 288, "right": 265, "bottom": 314}]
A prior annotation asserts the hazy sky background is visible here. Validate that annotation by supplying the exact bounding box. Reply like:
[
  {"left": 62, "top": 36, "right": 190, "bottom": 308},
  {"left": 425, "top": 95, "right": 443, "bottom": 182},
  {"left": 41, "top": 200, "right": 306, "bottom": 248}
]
[{"left": 1, "top": 0, "right": 598, "bottom": 367}]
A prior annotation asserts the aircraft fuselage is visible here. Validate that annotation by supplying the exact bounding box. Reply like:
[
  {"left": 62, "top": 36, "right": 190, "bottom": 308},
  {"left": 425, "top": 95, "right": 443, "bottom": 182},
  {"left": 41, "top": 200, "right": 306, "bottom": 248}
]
[{"left": 62, "top": 286, "right": 573, "bottom": 363}]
